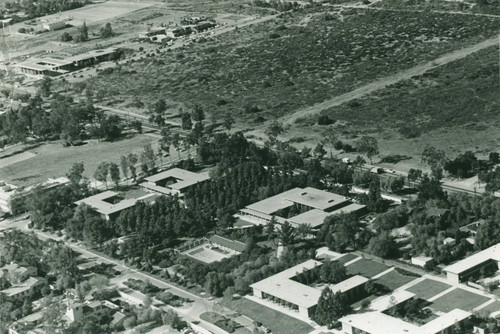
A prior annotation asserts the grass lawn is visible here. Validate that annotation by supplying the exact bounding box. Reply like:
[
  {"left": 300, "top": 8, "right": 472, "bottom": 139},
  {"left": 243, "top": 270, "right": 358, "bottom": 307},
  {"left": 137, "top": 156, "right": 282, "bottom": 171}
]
[
  {"left": 345, "top": 259, "right": 390, "bottom": 278},
  {"left": 375, "top": 269, "right": 417, "bottom": 291},
  {"left": 476, "top": 300, "right": 500, "bottom": 317},
  {"left": 221, "top": 298, "right": 313, "bottom": 334},
  {"left": 337, "top": 253, "right": 359, "bottom": 265},
  {"left": 0, "top": 134, "right": 157, "bottom": 187},
  {"left": 405, "top": 279, "right": 451, "bottom": 301},
  {"left": 431, "top": 288, "right": 490, "bottom": 312}
]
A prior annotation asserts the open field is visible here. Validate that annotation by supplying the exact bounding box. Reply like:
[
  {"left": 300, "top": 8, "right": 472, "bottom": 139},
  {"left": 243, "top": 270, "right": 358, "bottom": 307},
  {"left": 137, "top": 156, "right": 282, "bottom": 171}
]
[
  {"left": 87, "top": 7, "right": 500, "bottom": 123},
  {"left": 221, "top": 298, "right": 313, "bottom": 334},
  {"left": 374, "top": 269, "right": 416, "bottom": 291},
  {"left": 430, "top": 288, "right": 490, "bottom": 312},
  {"left": 405, "top": 279, "right": 451, "bottom": 301},
  {"left": 0, "top": 151, "right": 36, "bottom": 168},
  {"left": 345, "top": 259, "right": 390, "bottom": 278},
  {"left": 0, "top": 134, "right": 157, "bottom": 187}
]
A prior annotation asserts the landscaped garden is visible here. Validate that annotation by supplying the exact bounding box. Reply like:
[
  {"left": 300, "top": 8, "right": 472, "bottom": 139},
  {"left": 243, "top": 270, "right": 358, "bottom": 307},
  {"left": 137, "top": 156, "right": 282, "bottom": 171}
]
[
  {"left": 405, "top": 279, "right": 452, "bottom": 301},
  {"left": 430, "top": 288, "right": 491, "bottom": 312},
  {"left": 345, "top": 259, "right": 390, "bottom": 278},
  {"left": 374, "top": 269, "right": 417, "bottom": 291},
  {"left": 221, "top": 298, "right": 313, "bottom": 334}
]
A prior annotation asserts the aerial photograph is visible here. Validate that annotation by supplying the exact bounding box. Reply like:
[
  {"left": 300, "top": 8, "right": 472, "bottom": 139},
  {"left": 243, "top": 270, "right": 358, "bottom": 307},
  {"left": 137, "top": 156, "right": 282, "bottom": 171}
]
[{"left": 0, "top": 0, "right": 500, "bottom": 333}]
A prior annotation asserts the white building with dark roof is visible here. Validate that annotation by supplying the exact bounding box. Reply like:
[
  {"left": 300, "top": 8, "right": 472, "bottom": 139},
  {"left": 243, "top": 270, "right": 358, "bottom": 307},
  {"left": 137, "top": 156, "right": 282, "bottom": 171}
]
[
  {"left": 140, "top": 168, "right": 210, "bottom": 197},
  {"left": 443, "top": 243, "right": 500, "bottom": 284},
  {"left": 250, "top": 259, "right": 368, "bottom": 319},
  {"left": 75, "top": 190, "right": 158, "bottom": 220},
  {"left": 237, "top": 187, "right": 365, "bottom": 228}
]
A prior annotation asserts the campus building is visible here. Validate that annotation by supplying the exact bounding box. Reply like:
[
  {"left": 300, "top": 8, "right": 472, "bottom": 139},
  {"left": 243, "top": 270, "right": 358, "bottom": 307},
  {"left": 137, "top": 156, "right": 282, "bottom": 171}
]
[
  {"left": 140, "top": 168, "right": 210, "bottom": 197},
  {"left": 42, "top": 20, "right": 67, "bottom": 31},
  {"left": 17, "top": 47, "right": 119, "bottom": 77},
  {"left": 339, "top": 290, "right": 471, "bottom": 334},
  {"left": 443, "top": 243, "right": 500, "bottom": 284},
  {"left": 250, "top": 259, "right": 368, "bottom": 319},
  {"left": 0, "top": 177, "right": 69, "bottom": 215},
  {"left": 237, "top": 187, "right": 365, "bottom": 228},
  {"left": 0, "top": 277, "right": 47, "bottom": 302},
  {"left": 75, "top": 190, "right": 158, "bottom": 220}
]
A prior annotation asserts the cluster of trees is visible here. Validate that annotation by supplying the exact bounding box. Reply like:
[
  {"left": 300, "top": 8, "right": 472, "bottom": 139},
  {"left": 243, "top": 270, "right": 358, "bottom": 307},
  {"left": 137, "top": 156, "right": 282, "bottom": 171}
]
[
  {"left": 0, "top": 0, "right": 87, "bottom": 23},
  {"left": 294, "top": 259, "right": 347, "bottom": 285},
  {"left": 252, "top": 0, "right": 300, "bottom": 11},
  {"left": 0, "top": 90, "right": 123, "bottom": 146},
  {"left": 313, "top": 288, "right": 350, "bottom": 327}
]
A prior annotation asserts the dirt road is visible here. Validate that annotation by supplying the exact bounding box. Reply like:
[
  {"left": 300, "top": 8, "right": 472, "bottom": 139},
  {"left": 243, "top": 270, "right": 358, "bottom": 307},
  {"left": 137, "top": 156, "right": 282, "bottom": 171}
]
[{"left": 280, "top": 36, "right": 499, "bottom": 125}]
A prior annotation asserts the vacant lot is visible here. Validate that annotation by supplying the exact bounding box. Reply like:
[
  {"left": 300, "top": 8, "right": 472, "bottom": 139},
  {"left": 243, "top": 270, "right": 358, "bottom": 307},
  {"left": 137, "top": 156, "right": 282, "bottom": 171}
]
[
  {"left": 345, "top": 259, "right": 389, "bottom": 278},
  {"left": 375, "top": 269, "right": 416, "bottom": 291},
  {"left": 406, "top": 279, "right": 451, "bottom": 301},
  {"left": 431, "top": 288, "right": 490, "bottom": 312},
  {"left": 0, "top": 135, "right": 157, "bottom": 187},
  {"left": 88, "top": 7, "right": 500, "bottom": 124},
  {"left": 222, "top": 298, "right": 313, "bottom": 334}
]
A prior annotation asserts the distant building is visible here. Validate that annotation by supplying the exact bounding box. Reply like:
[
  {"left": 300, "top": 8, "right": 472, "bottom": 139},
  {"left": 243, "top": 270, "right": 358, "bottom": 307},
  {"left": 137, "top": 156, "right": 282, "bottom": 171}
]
[
  {"left": 42, "top": 20, "right": 66, "bottom": 31},
  {"left": 17, "top": 47, "right": 119, "bottom": 77},
  {"left": 339, "top": 290, "right": 471, "bottom": 334},
  {"left": 250, "top": 259, "right": 368, "bottom": 319},
  {"left": 237, "top": 187, "right": 365, "bottom": 229},
  {"left": 75, "top": 190, "right": 158, "bottom": 220},
  {"left": 443, "top": 243, "right": 500, "bottom": 284},
  {"left": 0, "top": 263, "right": 37, "bottom": 284},
  {"left": 140, "top": 168, "right": 210, "bottom": 197},
  {"left": 0, "top": 177, "right": 69, "bottom": 215},
  {"left": 0, "top": 277, "right": 47, "bottom": 302},
  {"left": 411, "top": 256, "right": 434, "bottom": 268}
]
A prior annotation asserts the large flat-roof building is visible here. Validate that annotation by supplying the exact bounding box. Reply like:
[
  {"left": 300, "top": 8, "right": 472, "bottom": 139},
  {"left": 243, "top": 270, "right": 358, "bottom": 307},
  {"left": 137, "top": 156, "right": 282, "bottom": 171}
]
[
  {"left": 140, "top": 168, "right": 210, "bottom": 197},
  {"left": 237, "top": 187, "right": 365, "bottom": 228},
  {"left": 75, "top": 190, "right": 158, "bottom": 220},
  {"left": 250, "top": 258, "right": 368, "bottom": 319},
  {"left": 443, "top": 243, "right": 500, "bottom": 284},
  {"left": 17, "top": 47, "right": 119, "bottom": 77},
  {"left": 0, "top": 177, "right": 69, "bottom": 215}
]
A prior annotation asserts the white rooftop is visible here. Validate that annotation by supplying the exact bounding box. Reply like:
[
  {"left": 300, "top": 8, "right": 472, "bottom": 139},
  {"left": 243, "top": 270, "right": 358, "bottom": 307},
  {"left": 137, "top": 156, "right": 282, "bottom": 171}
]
[
  {"left": 341, "top": 308, "right": 471, "bottom": 334},
  {"left": 75, "top": 191, "right": 157, "bottom": 215},
  {"left": 142, "top": 168, "right": 210, "bottom": 191},
  {"left": 245, "top": 187, "right": 350, "bottom": 215},
  {"left": 250, "top": 259, "right": 368, "bottom": 309},
  {"left": 443, "top": 243, "right": 500, "bottom": 275}
]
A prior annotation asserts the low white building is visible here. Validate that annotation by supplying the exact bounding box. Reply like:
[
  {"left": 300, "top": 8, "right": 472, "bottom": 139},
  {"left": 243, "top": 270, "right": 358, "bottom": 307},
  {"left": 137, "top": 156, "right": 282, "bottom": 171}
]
[{"left": 411, "top": 256, "right": 434, "bottom": 268}]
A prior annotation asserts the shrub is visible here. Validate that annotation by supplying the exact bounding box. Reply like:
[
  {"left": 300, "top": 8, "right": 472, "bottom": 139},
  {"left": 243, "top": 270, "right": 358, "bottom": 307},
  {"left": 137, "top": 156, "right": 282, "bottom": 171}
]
[{"left": 318, "top": 115, "right": 335, "bottom": 125}]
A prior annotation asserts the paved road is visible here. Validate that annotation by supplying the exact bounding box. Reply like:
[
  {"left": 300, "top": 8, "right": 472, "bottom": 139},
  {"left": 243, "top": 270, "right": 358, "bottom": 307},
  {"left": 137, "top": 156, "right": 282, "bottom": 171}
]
[{"left": 0, "top": 217, "right": 248, "bottom": 334}]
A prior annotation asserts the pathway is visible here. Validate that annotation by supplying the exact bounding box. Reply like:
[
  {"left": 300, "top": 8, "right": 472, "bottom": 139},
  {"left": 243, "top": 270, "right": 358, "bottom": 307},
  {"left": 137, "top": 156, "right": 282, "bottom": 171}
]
[{"left": 279, "top": 36, "right": 499, "bottom": 125}]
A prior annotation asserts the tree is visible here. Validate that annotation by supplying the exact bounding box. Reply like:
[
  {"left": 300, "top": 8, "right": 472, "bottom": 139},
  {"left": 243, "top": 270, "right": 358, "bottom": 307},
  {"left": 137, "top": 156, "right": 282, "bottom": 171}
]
[
  {"left": 100, "top": 22, "right": 113, "bottom": 38},
  {"left": 159, "top": 127, "right": 172, "bottom": 158},
  {"left": 407, "top": 168, "right": 422, "bottom": 187},
  {"left": 38, "top": 76, "right": 52, "bottom": 97},
  {"left": 417, "top": 174, "right": 446, "bottom": 201},
  {"left": 172, "top": 133, "right": 181, "bottom": 159},
  {"left": 60, "top": 31, "right": 72, "bottom": 42},
  {"left": 181, "top": 112, "right": 192, "bottom": 130},
  {"left": 367, "top": 231, "right": 398, "bottom": 258},
  {"left": 421, "top": 146, "right": 446, "bottom": 180},
  {"left": 141, "top": 143, "right": 156, "bottom": 173},
  {"left": 223, "top": 112, "right": 234, "bottom": 132},
  {"left": 109, "top": 162, "right": 120, "bottom": 188},
  {"left": 94, "top": 162, "right": 109, "bottom": 188},
  {"left": 22, "top": 298, "right": 32, "bottom": 317},
  {"left": 127, "top": 153, "right": 138, "bottom": 182},
  {"left": 66, "top": 162, "right": 85, "bottom": 185},
  {"left": 131, "top": 120, "right": 142, "bottom": 133},
  {"left": 77, "top": 21, "right": 88, "bottom": 42},
  {"left": 314, "top": 142, "right": 326, "bottom": 159},
  {"left": 323, "top": 126, "right": 338, "bottom": 158},
  {"left": 279, "top": 221, "right": 295, "bottom": 246},
  {"left": 191, "top": 104, "right": 205, "bottom": 122},
  {"left": 265, "top": 120, "right": 284, "bottom": 139},
  {"left": 314, "top": 288, "right": 350, "bottom": 327},
  {"left": 356, "top": 136, "right": 379, "bottom": 164},
  {"left": 161, "top": 309, "right": 181, "bottom": 329},
  {"left": 120, "top": 155, "right": 129, "bottom": 180}
]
